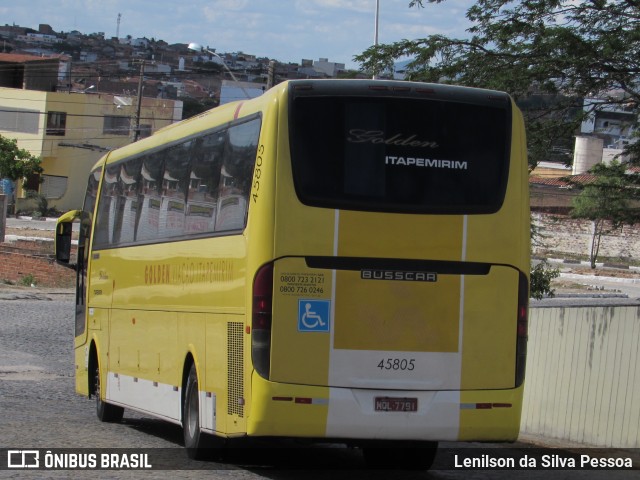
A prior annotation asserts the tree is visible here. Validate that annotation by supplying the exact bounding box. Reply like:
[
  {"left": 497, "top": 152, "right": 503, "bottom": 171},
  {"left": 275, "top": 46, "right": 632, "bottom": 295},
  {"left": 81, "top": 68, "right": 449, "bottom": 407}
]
[
  {"left": 0, "top": 135, "right": 43, "bottom": 214},
  {"left": 0, "top": 135, "right": 43, "bottom": 184},
  {"left": 355, "top": 0, "right": 640, "bottom": 167},
  {"left": 569, "top": 162, "right": 640, "bottom": 268},
  {"left": 180, "top": 97, "right": 218, "bottom": 119},
  {"left": 530, "top": 261, "right": 560, "bottom": 300}
]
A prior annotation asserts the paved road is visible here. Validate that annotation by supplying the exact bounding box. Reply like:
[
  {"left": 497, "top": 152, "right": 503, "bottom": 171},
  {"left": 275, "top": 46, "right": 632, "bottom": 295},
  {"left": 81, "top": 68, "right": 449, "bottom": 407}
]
[{"left": 0, "top": 296, "right": 638, "bottom": 479}]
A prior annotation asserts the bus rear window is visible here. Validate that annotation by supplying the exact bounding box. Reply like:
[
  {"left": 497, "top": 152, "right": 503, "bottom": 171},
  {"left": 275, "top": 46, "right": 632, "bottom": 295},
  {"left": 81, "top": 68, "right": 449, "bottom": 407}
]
[{"left": 289, "top": 95, "right": 511, "bottom": 214}]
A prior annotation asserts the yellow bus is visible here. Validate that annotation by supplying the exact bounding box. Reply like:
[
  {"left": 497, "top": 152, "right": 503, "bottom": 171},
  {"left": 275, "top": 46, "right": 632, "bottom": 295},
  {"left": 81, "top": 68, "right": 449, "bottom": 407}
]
[{"left": 56, "top": 79, "right": 529, "bottom": 468}]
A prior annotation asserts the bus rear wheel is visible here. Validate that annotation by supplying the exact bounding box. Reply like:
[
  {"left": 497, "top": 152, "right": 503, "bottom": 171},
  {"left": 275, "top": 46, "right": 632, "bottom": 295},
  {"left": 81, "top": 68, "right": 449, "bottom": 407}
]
[
  {"left": 362, "top": 441, "right": 438, "bottom": 470},
  {"left": 93, "top": 361, "right": 124, "bottom": 422},
  {"left": 183, "top": 364, "right": 219, "bottom": 459}
]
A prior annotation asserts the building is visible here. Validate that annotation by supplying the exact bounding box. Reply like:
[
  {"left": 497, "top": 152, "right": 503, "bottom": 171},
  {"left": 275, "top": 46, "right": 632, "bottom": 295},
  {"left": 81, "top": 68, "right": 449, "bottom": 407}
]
[
  {"left": 0, "top": 52, "right": 61, "bottom": 92},
  {"left": 0, "top": 25, "right": 28, "bottom": 39},
  {"left": 313, "top": 58, "right": 345, "bottom": 77},
  {"left": 19, "top": 33, "right": 61, "bottom": 46},
  {"left": 574, "top": 94, "right": 637, "bottom": 173},
  {"left": 581, "top": 96, "right": 636, "bottom": 149},
  {"left": 0, "top": 87, "right": 182, "bottom": 211}
]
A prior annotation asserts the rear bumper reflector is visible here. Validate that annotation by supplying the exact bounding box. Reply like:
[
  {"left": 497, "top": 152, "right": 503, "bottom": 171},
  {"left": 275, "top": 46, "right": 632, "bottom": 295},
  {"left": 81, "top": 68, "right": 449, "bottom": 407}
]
[{"left": 460, "top": 403, "right": 512, "bottom": 410}]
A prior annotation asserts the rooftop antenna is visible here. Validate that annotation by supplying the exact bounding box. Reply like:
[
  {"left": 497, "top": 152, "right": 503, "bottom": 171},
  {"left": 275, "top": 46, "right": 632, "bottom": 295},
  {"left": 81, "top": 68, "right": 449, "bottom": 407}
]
[{"left": 116, "top": 13, "right": 121, "bottom": 39}]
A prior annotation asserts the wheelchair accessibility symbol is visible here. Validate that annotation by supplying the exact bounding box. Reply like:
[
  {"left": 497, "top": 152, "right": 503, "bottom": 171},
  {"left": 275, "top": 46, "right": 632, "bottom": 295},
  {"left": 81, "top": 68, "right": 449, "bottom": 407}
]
[{"left": 298, "top": 300, "right": 331, "bottom": 332}]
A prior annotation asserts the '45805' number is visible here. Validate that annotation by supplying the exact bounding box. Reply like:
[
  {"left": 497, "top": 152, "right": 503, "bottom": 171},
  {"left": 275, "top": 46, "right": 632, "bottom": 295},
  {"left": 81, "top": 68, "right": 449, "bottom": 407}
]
[{"left": 377, "top": 358, "right": 416, "bottom": 371}]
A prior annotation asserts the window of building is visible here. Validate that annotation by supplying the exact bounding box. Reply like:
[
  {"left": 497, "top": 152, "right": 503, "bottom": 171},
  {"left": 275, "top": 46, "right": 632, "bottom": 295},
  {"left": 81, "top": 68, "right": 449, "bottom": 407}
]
[
  {"left": 103, "top": 115, "right": 131, "bottom": 136},
  {"left": 138, "top": 124, "right": 152, "bottom": 139},
  {"left": 46, "top": 111, "right": 67, "bottom": 136},
  {"left": 0, "top": 108, "right": 39, "bottom": 134},
  {"left": 40, "top": 174, "right": 68, "bottom": 199}
]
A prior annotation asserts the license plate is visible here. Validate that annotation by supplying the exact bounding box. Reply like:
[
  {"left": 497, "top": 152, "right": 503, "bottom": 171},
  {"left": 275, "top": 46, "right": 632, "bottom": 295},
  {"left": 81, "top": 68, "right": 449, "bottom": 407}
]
[{"left": 374, "top": 397, "right": 418, "bottom": 412}]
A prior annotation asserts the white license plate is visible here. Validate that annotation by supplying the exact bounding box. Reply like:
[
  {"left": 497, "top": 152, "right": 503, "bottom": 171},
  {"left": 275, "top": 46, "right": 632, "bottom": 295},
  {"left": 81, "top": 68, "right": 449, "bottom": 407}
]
[{"left": 374, "top": 397, "right": 418, "bottom": 412}]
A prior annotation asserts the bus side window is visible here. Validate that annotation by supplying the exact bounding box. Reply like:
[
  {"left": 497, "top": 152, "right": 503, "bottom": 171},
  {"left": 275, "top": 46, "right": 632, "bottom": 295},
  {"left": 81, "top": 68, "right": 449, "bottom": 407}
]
[
  {"left": 159, "top": 143, "right": 191, "bottom": 238},
  {"left": 188, "top": 132, "right": 224, "bottom": 235},
  {"left": 93, "top": 163, "right": 121, "bottom": 249},
  {"left": 215, "top": 118, "right": 260, "bottom": 232},
  {"left": 113, "top": 159, "right": 142, "bottom": 244},
  {"left": 136, "top": 153, "right": 164, "bottom": 242}
]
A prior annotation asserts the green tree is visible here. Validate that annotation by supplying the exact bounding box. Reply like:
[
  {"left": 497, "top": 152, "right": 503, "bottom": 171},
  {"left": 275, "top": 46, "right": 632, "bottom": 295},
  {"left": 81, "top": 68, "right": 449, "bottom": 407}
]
[
  {"left": 530, "top": 261, "right": 560, "bottom": 300},
  {"left": 569, "top": 162, "right": 640, "bottom": 268},
  {"left": 0, "top": 135, "right": 43, "bottom": 184},
  {"left": 355, "top": 0, "right": 640, "bottom": 167},
  {"left": 530, "top": 218, "right": 560, "bottom": 299},
  {"left": 180, "top": 97, "right": 219, "bottom": 119}
]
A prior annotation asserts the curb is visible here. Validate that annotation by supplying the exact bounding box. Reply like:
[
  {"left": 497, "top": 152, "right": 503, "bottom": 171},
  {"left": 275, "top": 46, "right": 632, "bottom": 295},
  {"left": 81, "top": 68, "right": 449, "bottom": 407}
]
[
  {"left": 545, "top": 257, "right": 640, "bottom": 273},
  {"left": 16, "top": 215, "right": 58, "bottom": 222},
  {"left": 559, "top": 272, "right": 640, "bottom": 285}
]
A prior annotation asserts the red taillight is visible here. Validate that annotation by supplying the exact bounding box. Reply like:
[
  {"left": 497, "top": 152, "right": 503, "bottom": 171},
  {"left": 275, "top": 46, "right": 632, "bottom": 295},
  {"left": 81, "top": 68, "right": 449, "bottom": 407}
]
[
  {"left": 515, "top": 272, "right": 529, "bottom": 387},
  {"left": 252, "top": 263, "right": 273, "bottom": 379},
  {"left": 517, "top": 311, "right": 528, "bottom": 336},
  {"left": 253, "top": 263, "right": 273, "bottom": 329}
]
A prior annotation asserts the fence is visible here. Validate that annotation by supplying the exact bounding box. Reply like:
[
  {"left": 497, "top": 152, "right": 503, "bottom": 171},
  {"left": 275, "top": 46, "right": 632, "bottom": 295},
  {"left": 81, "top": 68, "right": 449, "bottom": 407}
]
[{"left": 521, "top": 303, "right": 640, "bottom": 447}]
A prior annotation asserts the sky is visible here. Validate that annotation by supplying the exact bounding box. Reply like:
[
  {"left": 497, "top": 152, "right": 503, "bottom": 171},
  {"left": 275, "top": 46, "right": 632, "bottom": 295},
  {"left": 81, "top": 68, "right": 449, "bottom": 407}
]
[{"left": 1, "top": 0, "right": 474, "bottom": 69}]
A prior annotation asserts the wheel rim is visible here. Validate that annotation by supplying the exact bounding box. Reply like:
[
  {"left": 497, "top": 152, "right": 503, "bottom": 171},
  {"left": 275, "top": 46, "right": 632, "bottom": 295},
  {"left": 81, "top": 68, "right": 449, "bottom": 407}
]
[{"left": 186, "top": 377, "right": 199, "bottom": 440}]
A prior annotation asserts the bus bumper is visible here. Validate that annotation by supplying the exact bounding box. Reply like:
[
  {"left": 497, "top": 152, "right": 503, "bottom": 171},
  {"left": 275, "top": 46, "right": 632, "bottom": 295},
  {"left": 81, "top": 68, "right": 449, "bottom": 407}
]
[{"left": 247, "top": 373, "right": 523, "bottom": 442}]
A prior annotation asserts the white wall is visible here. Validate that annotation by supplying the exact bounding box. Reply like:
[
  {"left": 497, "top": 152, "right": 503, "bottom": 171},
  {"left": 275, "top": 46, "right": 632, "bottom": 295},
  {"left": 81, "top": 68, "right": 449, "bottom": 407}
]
[{"left": 521, "top": 305, "right": 640, "bottom": 447}]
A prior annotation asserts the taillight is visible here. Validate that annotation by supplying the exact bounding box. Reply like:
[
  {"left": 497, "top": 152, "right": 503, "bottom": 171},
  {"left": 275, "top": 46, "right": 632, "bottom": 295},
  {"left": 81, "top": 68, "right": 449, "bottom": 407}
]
[
  {"left": 515, "top": 272, "right": 529, "bottom": 387},
  {"left": 252, "top": 262, "right": 273, "bottom": 379}
]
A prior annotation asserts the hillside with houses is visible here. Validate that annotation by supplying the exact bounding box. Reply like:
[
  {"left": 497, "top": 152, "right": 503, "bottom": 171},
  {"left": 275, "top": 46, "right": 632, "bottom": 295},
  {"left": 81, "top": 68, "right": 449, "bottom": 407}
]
[{"left": 0, "top": 22, "right": 357, "bottom": 109}]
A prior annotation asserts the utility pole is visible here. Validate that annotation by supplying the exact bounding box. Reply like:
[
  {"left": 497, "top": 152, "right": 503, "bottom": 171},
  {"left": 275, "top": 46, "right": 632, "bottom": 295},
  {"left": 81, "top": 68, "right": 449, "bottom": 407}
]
[
  {"left": 374, "top": 0, "right": 380, "bottom": 47},
  {"left": 373, "top": 0, "right": 380, "bottom": 80},
  {"left": 133, "top": 61, "right": 144, "bottom": 142},
  {"left": 267, "top": 60, "right": 275, "bottom": 89},
  {"left": 0, "top": 194, "right": 6, "bottom": 244},
  {"left": 67, "top": 59, "right": 72, "bottom": 93}
]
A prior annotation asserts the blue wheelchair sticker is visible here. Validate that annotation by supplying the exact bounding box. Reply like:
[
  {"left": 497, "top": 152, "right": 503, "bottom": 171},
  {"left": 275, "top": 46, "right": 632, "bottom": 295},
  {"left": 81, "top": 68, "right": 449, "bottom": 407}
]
[{"left": 298, "top": 300, "right": 331, "bottom": 332}]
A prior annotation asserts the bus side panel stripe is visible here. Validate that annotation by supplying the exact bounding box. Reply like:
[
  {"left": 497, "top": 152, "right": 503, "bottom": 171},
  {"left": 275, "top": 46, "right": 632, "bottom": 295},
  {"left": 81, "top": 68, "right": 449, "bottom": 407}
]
[
  {"left": 457, "top": 215, "right": 468, "bottom": 429},
  {"left": 233, "top": 102, "right": 244, "bottom": 119},
  {"left": 330, "top": 209, "right": 339, "bottom": 351},
  {"left": 106, "top": 372, "right": 181, "bottom": 423},
  {"left": 459, "top": 215, "right": 468, "bottom": 354}
]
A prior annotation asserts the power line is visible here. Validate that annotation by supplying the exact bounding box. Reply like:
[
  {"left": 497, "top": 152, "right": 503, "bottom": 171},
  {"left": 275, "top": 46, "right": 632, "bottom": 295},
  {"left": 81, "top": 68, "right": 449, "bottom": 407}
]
[{"left": 0, "top": 108, "right": 178, "bottom": 123}]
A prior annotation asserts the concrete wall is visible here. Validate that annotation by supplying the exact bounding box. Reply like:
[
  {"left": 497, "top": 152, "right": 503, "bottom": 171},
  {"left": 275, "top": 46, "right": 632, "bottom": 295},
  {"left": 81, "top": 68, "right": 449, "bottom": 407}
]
[
  {"left": 533, "top": 213, "right": 640, "bottom": 261},
  {"left": 521, "top": 304, "right": 640, "bottom": 447}
]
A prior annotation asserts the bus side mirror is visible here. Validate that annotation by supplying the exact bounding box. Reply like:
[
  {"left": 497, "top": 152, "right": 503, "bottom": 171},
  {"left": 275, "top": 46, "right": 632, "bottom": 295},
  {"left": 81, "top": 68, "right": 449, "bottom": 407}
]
[{"left": 55, "top": 210, "right": 81, "bottom": 269}]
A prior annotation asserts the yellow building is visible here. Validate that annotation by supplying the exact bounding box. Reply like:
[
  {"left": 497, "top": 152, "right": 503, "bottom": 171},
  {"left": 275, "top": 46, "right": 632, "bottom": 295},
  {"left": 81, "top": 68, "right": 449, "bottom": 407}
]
[{"left": 0, "top": 87, "right": 183, "bottom": 212}]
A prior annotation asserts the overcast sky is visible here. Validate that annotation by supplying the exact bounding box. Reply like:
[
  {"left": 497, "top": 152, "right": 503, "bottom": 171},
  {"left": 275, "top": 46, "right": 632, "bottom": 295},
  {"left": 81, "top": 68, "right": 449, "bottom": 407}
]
[{"left": 2, "top": 0, "right": 474, "bottom": 69}]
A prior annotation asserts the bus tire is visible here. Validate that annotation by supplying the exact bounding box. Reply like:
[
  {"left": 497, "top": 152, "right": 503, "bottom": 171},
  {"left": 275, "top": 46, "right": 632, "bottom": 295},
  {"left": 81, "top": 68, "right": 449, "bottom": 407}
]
[
  {"left": 93, "top": 361, "right": 124, "bottom": 423},
  {"left": 183, "top": 363, "right": 217, "bottom": 459},
  {"left": 362, "top": 441, "right": 438, "bottom": 470}
]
